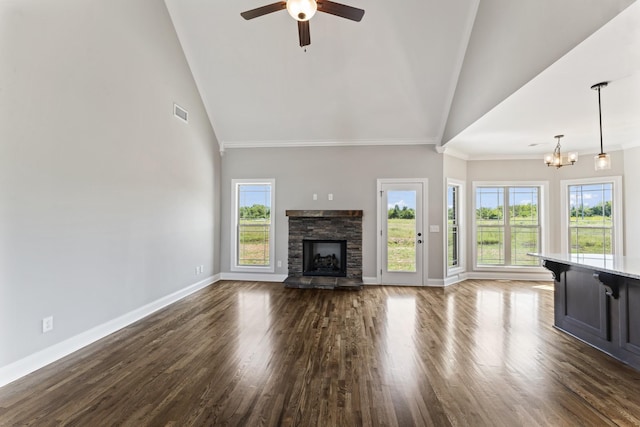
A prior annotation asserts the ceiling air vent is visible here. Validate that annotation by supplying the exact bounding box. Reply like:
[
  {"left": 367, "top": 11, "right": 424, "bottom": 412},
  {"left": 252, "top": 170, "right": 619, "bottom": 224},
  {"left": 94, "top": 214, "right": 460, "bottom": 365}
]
[{"left": 173, "top": 103, "right": 188, "bottom": 123}]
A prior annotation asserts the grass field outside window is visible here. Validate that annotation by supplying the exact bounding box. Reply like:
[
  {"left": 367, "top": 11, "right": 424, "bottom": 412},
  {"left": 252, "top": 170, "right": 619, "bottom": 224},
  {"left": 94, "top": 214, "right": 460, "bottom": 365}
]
[
  {"left": 232, "top": 179, "right": 274, "bottom": 271},
  {"left": 475, "top": 185, "right": 541, "bottom": 268}
]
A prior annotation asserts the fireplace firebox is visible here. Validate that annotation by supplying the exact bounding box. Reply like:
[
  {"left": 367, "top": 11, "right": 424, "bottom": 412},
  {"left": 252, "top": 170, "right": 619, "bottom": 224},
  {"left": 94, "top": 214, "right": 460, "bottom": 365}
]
[{"left": 303, "top": 239, "right": 347, "bottom": 277}]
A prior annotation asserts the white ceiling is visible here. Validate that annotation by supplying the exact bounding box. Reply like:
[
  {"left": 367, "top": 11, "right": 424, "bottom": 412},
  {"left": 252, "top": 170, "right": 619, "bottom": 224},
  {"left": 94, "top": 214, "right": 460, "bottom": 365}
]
[
  {"left": 446, "top": 0, "right": 640, "bottom": 160},
  {"left": 164, "top": 0, "right": 639, "bottom": 159}
]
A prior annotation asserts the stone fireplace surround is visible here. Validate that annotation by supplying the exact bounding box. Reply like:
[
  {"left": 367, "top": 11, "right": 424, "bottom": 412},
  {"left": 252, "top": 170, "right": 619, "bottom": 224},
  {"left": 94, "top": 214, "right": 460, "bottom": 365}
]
[{"left": 284, "top": 210, "right": 363, "bottom": 290}]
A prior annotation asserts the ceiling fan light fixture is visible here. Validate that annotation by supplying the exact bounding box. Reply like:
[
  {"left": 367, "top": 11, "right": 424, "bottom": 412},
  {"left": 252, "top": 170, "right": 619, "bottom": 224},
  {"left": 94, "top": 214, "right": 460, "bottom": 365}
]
[{"left": 286, "top": 0, "right": 317, "bottom": 21}]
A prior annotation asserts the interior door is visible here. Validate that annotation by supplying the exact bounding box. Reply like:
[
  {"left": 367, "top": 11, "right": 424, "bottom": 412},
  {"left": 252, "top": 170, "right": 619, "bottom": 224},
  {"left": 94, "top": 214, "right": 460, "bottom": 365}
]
[{"left": 380, "top": 181, "right": 425, "bottom": 286}]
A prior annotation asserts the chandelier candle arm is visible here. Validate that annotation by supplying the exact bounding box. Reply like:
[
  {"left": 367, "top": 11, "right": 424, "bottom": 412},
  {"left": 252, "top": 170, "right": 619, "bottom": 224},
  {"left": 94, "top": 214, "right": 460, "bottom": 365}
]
[{"left": 544, "top": 134, "right": 577, "bottom": 168}]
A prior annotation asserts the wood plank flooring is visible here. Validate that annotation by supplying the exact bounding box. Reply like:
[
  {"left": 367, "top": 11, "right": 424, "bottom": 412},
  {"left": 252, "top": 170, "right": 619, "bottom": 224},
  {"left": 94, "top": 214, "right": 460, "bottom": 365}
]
[{"left": 2, "top": 280, "right": 640, "bottom": 426}]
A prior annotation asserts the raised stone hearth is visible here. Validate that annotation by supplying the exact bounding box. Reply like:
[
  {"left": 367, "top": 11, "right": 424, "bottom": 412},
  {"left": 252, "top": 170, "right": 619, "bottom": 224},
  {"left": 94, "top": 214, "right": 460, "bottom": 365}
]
[
  {"left": 285, "top": 210, "right": 363, "bottom": 290},
  {"left": 283, "top": 276, "right": 363, "bottom": 291}
]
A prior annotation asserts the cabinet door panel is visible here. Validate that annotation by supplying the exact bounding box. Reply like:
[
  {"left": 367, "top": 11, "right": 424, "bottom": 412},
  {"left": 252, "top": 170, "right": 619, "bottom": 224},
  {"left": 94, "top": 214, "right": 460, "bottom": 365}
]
[
  {"left": 562, "top": 268, "right": 609, "bottom": 340},
  {"left": 620, "top": 279, "right": 640, "bottom": 355}
]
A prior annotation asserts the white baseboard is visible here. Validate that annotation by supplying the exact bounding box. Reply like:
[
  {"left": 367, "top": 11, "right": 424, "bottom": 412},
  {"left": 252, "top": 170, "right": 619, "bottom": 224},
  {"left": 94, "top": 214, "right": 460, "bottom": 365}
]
[
  {"left": 443, "top": 273, "right": 468, "bottom": 286},
  {"left": 364, "top": 277, "right": 451, "bottom": 287},
  {"left": 219, "top": 272, "right": 288, "bottom": 282},
  {"left": 465, "top": 271, "right": 553, "bottom": 281},
  {"left": 359, "top": 271, "right": 551, "bottom": 288},
  {"left": 0, "top": 275, "right": 217, "bottom": 389},
  {"left": 425, "top": 279, "right": 445, "bottom": 287}
]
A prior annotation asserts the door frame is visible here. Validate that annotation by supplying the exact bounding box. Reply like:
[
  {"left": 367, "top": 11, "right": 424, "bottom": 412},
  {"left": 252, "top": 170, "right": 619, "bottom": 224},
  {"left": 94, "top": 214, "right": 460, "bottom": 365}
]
[{"left": 376, "top": 178, "right": 428, "bottom": 286}]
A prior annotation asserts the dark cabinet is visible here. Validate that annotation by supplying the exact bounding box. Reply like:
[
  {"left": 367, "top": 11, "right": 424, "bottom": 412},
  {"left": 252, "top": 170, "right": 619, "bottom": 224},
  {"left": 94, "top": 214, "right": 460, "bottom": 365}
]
[{"left": 543, "top": 259, "right": 640, "bottom": 371}]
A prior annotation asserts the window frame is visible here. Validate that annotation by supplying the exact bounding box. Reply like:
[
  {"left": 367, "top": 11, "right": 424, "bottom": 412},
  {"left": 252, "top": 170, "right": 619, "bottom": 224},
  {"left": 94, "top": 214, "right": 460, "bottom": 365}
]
[
  {"left": 472, "top": 181, "right": 549, "bottom": 272},
  {"left": 231, "top": 178, "right": 276, "bottom": 273},
  {"left": 446, "top": 179, "right": 465, "bottom": 276},
  {"left": 560, "top": 176, "right": 623, "bottom": 256}
]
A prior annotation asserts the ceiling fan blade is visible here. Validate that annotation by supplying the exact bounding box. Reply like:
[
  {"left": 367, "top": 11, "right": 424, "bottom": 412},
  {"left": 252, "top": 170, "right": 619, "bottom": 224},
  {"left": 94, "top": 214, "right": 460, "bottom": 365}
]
[
  {"left": 240, "top": 2, "right": 286, "bottom": 20},
  {"left": 316, "top": 0, "right": 364, "bottom": 22},
  {"left": 298, "top": 20, "right": 311, "bottom": 47}
]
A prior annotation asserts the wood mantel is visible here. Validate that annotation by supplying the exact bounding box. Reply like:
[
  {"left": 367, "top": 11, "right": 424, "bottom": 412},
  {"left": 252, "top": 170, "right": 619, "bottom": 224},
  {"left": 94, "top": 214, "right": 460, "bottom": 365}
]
[{"left": 285, "top": 210, "right": 363, "bottom": 218}]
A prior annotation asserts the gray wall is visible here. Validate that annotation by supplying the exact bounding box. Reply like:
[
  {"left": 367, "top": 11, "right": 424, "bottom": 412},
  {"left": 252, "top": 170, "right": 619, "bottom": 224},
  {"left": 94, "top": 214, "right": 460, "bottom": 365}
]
[
  {"left": 444, "top": 154, "right": 468, "bottom": 180},
  {"left": 220, "top": 145, "right": 445, "bottom": 281},
  {"left": 0, "top": 0, "right": 220, "bottom": 368}
]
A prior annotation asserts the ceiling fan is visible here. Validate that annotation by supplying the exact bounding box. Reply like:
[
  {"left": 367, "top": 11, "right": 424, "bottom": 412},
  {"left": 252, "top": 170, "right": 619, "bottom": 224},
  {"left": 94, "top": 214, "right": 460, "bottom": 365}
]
[{"left": 240, "top": 0, "right": 365, "bottom": 47}]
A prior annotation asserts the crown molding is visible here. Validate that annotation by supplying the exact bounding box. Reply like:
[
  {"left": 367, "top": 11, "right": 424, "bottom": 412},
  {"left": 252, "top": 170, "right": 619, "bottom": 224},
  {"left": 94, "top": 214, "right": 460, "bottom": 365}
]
[
  {"left": 220, "top": 138, "right": 438, "bottom": 150},
  {"left": 439, "top": 145, "right": 469, "bottom": 160},
  {"left": 621, "top": 140, "right": 640, "bottom": 150}
]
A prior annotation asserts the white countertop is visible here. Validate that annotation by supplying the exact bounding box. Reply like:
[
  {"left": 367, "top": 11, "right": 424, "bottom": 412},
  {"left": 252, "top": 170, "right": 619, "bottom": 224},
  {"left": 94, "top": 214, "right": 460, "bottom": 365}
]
[{"left": 529, "top": 253, "right": 640, "bottom": 280}]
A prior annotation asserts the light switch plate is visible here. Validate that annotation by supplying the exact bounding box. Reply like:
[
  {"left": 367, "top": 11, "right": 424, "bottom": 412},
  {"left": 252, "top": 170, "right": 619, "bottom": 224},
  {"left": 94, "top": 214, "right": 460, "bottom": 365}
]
[{"left": 429, "top": 225, "right": 440, "bottom": 233}]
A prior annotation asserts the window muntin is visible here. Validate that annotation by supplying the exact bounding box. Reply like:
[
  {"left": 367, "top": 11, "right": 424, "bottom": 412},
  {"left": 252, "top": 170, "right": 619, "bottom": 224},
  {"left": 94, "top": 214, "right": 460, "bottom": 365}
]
[
  {"left": 509, "top": 187, "right": 540, "bottom": 266},
  {"left": 568, "top": 183, "right": 613, "bottom": 255},
  {"left": 232, "top": 180, "right": 275, "bottom": 271},
  {"left": 447, "top": 185, "right": 460, "bottom": 269},
  {"left": 476, "top": 187, "right": 505, "bottom": 265},
  {"left": 475, "top": 186, "right": 540, "bottom": 267}
]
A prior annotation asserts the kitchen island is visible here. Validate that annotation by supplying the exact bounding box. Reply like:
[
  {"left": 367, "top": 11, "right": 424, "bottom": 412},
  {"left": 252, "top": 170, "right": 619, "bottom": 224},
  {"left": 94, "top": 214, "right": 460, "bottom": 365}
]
[{"left": 532, "top": 253, "right": 640, "bottom": 371}]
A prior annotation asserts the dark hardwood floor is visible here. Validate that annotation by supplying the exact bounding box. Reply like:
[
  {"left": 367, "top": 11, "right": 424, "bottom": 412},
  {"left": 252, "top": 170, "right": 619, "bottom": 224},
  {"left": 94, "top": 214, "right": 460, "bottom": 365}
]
[{"left": 2, "top": 280, "right": 640, "bottom": 426}]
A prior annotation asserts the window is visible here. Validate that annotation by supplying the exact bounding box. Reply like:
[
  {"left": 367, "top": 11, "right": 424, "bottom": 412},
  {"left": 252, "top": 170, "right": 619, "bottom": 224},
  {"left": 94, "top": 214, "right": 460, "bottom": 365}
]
[
  {"left": 561, "top": 177, "right": 622, "bottom": 256},
  {"left": 474, "top": 183, "right": 545, "bottom": 268},
  {"left": 231, "top": 179, "right": 275, "bottom": 272},
  {"left": 447, "top": 180, "right": 464, "bottom": 273}
]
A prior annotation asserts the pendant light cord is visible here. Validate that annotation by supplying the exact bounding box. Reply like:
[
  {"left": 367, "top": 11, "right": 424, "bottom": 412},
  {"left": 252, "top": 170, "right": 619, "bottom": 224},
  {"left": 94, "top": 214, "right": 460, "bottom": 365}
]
[{"left": 597, "top": 85, "right": 604, "bottom": 155}]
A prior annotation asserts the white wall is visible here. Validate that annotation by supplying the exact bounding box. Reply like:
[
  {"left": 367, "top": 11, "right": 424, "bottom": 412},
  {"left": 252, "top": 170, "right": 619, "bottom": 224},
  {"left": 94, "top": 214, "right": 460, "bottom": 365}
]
[
  {"left": 0, "top": 0, "right": 220, "bottom": 370},
  {"left": 220, "top": 145, "right": 445, "bottom": 281}
]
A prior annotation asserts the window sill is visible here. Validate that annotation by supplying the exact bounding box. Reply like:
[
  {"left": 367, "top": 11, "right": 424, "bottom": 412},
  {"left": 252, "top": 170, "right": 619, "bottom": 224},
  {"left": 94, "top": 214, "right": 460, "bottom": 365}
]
[
  {"left": 231, "top": 265, "right": 275, "bottom": 274},
  {"left": 473, "top": 265, "right": 545, "bottom": 274}
]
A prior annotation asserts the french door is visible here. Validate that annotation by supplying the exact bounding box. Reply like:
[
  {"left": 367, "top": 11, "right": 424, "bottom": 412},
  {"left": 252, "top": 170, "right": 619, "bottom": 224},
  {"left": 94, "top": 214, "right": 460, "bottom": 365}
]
[{"left": 378, "top": 179, "right": 426, "bottom": 286}]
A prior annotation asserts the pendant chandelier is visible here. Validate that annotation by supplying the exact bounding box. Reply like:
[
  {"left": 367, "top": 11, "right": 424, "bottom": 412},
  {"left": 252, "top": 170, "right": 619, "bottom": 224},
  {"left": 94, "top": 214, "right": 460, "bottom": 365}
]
[
  {"left": 544, "top": 134, "right": 578, "bottom": 168},
  {"left": 592, "top": 81, "right": 611, "bottom": 170}
]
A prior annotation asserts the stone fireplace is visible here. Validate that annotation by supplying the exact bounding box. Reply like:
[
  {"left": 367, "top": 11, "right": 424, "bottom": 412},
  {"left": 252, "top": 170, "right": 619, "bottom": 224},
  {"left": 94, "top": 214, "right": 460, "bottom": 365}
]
[{"left": 284, "top": 210, "right": 363, "bottom": 290}]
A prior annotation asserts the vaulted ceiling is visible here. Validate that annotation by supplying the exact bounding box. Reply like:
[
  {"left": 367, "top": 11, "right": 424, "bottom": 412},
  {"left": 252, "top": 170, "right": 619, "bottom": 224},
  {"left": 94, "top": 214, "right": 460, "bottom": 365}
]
[{"left": 164, "top": 0, "right": 639, "bottom": 159}]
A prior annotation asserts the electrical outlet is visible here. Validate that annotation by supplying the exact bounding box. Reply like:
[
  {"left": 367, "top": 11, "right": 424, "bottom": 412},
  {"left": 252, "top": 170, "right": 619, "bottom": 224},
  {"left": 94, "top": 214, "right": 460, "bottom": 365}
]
[
  {"left": 313, "top": 193, "right": 318, "bottom": 200},
  {"left": 42, "top": 316, "right": 53, "bottom": 333},
  {"left": 328, "top": 193, "right": 333, "bottom": 201},
  {"left": 195, "top": 266, "right": 199, "bottom": 275},
  {"left": 277, "top": 260, "right": 282, "bottom": 268},
  {"left": 200, "top": 265, "right": 204, "bottom": 274}
]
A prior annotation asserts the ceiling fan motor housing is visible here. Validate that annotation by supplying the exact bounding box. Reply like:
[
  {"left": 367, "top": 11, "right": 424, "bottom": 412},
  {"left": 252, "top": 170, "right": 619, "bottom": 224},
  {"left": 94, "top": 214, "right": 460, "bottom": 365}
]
[
  {"left": 240, "top": 0, "right": 364, "bottom": 47},
  {"left": 286, "top": 0, "right": 317, "bottom": 22}
]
